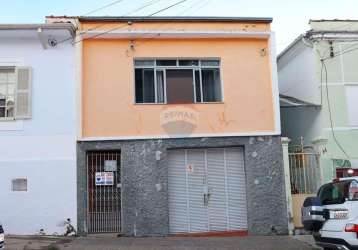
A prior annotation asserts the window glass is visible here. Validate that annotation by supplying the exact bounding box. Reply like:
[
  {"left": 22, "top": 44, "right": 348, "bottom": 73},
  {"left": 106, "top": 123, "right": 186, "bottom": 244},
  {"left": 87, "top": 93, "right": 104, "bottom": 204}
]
[
  {"left": 201, "top": 60, "right": 220, "bottom": 67},
  {"left": 349, "top": 180, "right": 358, "bottom": 201},
  {"left": 134, "top": 60, "right": 155, "bottom": 67},
  {"left": 194, "top": 70, "right": 201, "bottom": 102},
  {"left": 134, "top": 59, "right": 222, "bottom": 104},
  {"left": 318, "top": 180, "right": 353, "bottom": 205},
  {"left": 345, "top": 86, "right": 358, "bottom": 126},
  {"left": 0, "top": 68, "right": 16, "bottom": 118},
  {"left": 179, "top": 60, "right": 199, "bottom": 66},
  {"left": 156, "top": 70, "right": 165, "bottom": 103},
  {"left": 156, "top": 60, "right": 177, "bottom": 66},
  {"left": 202, "top": 69, "right": 222, "bottom": 102},
  {"left": 135, "top": 69, "right": 155, "bottom": 103},
  {"left": 166, "top": 69, "right": 194, "bottom": 104}
]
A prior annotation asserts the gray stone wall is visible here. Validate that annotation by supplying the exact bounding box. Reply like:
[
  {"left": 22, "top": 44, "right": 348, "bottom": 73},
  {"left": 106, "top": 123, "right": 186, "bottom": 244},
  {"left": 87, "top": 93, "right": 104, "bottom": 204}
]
[{"left": 77, "top": 136, "right": 288, "bottom": 236}]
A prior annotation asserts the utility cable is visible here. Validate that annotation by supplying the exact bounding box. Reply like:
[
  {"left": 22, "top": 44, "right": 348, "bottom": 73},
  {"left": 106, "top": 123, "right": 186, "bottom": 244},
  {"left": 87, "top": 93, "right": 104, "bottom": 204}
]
[
  {"left": 71, "top": 0, "right": 189, "bottom": 44},
  {"left": 320, "top": 59, "right": 350, "bottom": 160},
  {"left": 57, "top": 0, "right": 163, "bottom": 44},
  {"left": 132, "top": 0, "right": 212, "bottom": 48},
  {"left": 82, "top": 0, "right": 126, "bottom": 16}
]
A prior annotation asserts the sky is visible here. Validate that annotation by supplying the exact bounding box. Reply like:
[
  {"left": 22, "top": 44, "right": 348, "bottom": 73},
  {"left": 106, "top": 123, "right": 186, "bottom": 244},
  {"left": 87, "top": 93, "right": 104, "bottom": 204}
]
[{"left": 1, "top": 0, "right": 357, "bottom": 53}]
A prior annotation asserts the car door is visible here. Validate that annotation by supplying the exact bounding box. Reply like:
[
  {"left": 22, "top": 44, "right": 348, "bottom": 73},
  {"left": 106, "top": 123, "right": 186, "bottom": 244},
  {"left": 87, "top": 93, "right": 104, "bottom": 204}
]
[{"left": 318, "top": 180, "right": 358, "bottom": 232}]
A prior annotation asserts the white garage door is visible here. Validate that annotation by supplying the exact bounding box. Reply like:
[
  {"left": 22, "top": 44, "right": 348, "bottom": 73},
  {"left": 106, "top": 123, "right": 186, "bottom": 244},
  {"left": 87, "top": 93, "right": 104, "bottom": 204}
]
[{"left": 168, "top": 148, "right": 248, "bottom": 234}]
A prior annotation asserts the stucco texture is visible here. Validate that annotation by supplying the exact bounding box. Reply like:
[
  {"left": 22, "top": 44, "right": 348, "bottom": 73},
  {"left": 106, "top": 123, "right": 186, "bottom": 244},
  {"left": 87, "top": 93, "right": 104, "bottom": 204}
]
[
  {"left": 77, "top": 136, "right": 288, "bottom": 236},
  {"left": 81, "top": 29, "right": 276, "bottom": 138}
]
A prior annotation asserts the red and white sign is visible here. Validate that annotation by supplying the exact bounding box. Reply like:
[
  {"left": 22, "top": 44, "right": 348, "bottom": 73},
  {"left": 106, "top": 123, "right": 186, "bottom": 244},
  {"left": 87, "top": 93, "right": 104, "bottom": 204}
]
[{"left": 95, "top": 172, "right": 114, "bottom": 186}]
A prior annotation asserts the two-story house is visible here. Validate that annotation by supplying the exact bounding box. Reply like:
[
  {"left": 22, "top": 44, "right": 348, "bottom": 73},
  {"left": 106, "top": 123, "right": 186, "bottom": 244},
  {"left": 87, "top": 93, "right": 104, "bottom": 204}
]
[
  {"left": 278, "top": 20, "right": 358, "bottom": 185},
  {"left": 48, "top": 16, "right": 289, "bottom": 236},
  {"left": 0, "top": 23, "right": 77, "bottom": 234}
]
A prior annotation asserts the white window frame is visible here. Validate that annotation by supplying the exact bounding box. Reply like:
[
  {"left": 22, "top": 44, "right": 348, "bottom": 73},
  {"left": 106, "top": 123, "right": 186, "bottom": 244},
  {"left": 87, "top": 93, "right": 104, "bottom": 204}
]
[
  {"left": 133, "top": 58, "right": 224, "bottom": 105},
  {"left": 0, "top": 67, "right": 17, "bottom": 120}
]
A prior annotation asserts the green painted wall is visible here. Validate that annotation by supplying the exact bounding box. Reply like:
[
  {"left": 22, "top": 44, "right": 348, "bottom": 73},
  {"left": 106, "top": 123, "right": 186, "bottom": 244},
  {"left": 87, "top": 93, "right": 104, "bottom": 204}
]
[{"left": 311, "top": 21, "right": 358, "bottom": 182}]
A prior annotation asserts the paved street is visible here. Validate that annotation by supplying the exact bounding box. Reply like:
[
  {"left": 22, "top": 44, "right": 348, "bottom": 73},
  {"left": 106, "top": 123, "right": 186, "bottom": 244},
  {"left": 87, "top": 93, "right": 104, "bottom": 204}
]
[{"left": 5, "top": 235, "right": 319, "bottom": 250}]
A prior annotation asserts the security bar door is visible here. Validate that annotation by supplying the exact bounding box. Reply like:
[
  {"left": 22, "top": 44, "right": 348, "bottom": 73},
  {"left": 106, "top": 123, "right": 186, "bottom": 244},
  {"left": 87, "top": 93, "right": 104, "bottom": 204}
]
[
  {"left": 168, "top": 148, "right": 248, "bottom": 234},
  {"left": 87, "top": 151, "right": 121, "bottom": 233}
]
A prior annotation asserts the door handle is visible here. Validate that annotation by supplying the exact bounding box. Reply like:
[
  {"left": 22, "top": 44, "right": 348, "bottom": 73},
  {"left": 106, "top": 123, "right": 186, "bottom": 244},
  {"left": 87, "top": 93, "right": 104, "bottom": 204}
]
[
  {"left": 204, "top": 193, "right": 208, "bottom": 206},
  {"left": 203, "top": 186, "right": 212, "bottom": 206}
]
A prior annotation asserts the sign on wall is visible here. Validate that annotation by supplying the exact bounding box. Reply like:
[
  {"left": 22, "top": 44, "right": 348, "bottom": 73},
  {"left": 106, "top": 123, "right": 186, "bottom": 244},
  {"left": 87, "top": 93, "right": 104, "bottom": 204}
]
[
  {"left": 95, "top": 172, "right": 114, "bottom": 186},
  {"left": 104, "top": 160, "right": 117, "bottom": 171}
]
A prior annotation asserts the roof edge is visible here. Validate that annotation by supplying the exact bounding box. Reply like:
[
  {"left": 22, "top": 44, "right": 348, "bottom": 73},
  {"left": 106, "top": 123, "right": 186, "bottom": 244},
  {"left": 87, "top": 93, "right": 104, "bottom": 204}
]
[
  {"left": 280, "top": 94, "right": 321, "bottom": 107},
  {"left": 277, "top": 34, "right": 304, "bottom": 61},
  {"left": 310, "top": 19, "right": 358, "bottom": 23},
  {"left": 46, "top": 15, "right": 273, "bottom": 23},
  {"left": 0, "top": 23, "right": 76, "bottom": 37}
]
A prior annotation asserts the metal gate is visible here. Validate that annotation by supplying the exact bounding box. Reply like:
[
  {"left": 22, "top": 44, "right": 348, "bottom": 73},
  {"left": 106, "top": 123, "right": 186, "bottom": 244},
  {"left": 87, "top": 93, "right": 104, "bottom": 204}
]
[
  {"left": 168, "top": 148, "right": 247, "bottom": 234},
  {"left": 289, "top": 152, "right": 321, "bottom": 194},
  {"left": 288, "top": 152, "right": 321, "bottom": 228},
  {"left": 87, "top": 151, "right": 121, "bottom": 233}
]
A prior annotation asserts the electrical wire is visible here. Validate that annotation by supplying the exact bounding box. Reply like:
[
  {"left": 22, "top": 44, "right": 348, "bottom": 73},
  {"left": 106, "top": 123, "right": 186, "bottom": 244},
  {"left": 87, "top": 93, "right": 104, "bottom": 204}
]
[
  {"left": 130, "top": 0, "right": 211, "bottom": 48},
  {"left": 179, "top": 0, "right": 210, "bottom": 16},
  {"left": 332, "top": 44, "right": 358, "bottom": 58},
  {"left": 57, "top": 0, "right": 164, "bottom": 44},
  {"left": 148, "top": 0, "right": 188, "bottom": 16},
  {"left": 320, "top": 59, "right": 350, "bottom": 160},
  {"left": 177, "top": 0, "right": 202, "bottom": 16},
  {"left": 72, "top": 0, "right": 189, "bottom": 44},
  {"left": 84, "top": 0, "right": 163, "bottom": 31},
  {"left": 82, "top": 0, "right": 126, "bottom": 16},
  {"left": 284, "top": 33, "right": 357, "bottom": 160}
]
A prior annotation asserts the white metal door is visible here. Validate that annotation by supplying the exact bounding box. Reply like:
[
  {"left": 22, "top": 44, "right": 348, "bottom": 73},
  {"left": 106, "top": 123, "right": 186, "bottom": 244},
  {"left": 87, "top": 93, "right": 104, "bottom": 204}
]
[{"left": 168, "top": 148, "right": 247, "bottom": 234}]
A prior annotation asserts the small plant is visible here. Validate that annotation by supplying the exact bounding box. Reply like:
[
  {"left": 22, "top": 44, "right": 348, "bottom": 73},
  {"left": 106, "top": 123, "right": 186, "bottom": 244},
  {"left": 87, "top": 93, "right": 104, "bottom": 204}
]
[
  {"left": 64, "top": 218, "right": 76, "bottom": 236},
  {"left": 47, "top": 243, "right": 60, "bottom": 250}
]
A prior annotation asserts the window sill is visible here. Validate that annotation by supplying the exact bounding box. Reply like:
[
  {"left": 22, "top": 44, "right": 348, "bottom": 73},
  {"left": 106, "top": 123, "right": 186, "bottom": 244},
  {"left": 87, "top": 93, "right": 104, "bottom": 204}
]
[
  {"left": 0, "top": 117, "right": 16, "bottom": 121},
  {"left": 0, "top": 119, "right": 24, "bottom": 131},
  {"left": 134, "top": 102, "right": 225, "bottom": 105}
]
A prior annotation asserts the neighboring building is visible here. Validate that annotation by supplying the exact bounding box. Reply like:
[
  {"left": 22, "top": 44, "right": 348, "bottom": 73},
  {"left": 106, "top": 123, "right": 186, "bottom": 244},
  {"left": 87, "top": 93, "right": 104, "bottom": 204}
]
[
  {"left": 0, "top": 24, "right": 77, "bottom": 234},
  {"left": 278, "top": 20, "right": 358, "bottom": 184},
  {"left": 47, "top": 16, "right": 288, "bottom": 236}
]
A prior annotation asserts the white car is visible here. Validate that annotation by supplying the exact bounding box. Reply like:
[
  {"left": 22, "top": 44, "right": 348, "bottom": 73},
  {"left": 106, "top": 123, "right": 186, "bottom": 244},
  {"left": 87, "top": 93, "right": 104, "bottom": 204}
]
[
  {"left": 0, "top": 222, "right": 3, "bottom": 249},
  {"left": 302, "top": 177, "right": 358, "bottom": 250}
]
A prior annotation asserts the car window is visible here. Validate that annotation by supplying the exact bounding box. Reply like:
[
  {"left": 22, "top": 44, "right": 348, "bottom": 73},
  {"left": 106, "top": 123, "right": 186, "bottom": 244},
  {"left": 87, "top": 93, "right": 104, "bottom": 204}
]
[
  {"left": 318, "top": 180, "right": 352, "bottom": 205},
  {"left": 349, "top": 180, "right": 358, "bottom": 201}
]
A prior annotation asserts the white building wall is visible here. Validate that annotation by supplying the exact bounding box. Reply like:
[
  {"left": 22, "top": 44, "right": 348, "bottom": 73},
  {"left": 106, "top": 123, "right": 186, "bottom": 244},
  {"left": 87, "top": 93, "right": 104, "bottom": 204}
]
[
  {"left": 280, "top": 106, "right": 323, "bottom": 146},
  {"left": 278, "top": 39, "right": 324, "bottom": 145},
  {"left": 278, "top": 40, "right": 320, "bottom": 105},
  {"left": 0, "top": 37, "right": 77, "bottom": 235}
]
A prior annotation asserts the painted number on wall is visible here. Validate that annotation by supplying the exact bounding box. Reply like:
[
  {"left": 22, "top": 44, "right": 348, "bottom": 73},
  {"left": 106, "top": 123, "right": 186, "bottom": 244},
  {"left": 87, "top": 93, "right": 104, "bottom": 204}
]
[{"left": 186, "top": 164, "right": 194, "bottom": 173}]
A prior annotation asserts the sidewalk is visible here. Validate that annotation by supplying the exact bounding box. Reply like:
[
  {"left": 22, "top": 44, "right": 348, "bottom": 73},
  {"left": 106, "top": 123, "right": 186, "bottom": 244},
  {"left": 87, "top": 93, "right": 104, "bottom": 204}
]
[
  {"left": 293, "top": 235, "right": 322, "bottom": 250},
  {"left": 4, "top": 236, "right": 71, "bottom": 250},
  {"left": 5, "top": 235, "right": 320, "bottom": 250}
]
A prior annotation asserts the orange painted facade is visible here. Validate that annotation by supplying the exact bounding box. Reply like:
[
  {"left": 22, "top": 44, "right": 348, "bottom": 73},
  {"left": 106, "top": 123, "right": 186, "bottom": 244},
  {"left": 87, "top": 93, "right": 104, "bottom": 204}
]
[{"left": 80, "top": 21, "right": 277, "bottom": 138}]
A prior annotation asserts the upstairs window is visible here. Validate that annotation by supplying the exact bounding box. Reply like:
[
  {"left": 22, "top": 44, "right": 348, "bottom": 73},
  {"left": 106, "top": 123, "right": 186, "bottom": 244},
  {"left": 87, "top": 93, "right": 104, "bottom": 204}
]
[
  {"left": 0, "top": 67, "right": 32, "bottom": 120},
  {"left": 134, "top": 59, "right": 222, "bottom": 104},
  {"left": 0, "top": 68, "right": 16, "bottom": 118}
]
